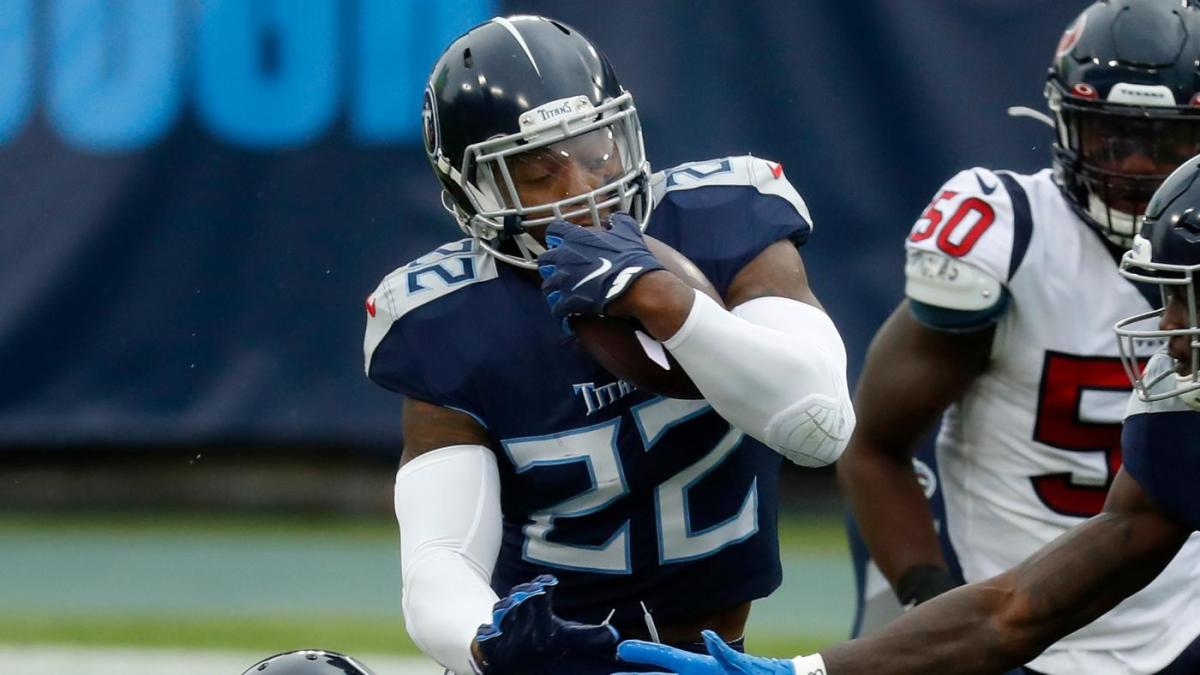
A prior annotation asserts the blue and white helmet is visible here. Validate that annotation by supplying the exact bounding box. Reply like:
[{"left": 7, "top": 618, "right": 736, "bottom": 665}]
[
  {"left": 422, "top": 16, "right": 650, "bottom": 268},
  {"left": 1116, "top": 153, "right": 1200, "bottom": 410}
]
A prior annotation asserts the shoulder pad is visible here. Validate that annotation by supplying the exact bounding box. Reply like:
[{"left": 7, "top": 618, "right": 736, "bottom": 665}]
[
  {"left": 905, "top": 249, "right": 1004, "bottom": 312},
  {"left": 904, "top": 167, "right": 1033, "bottom": 286},
  {"left": 651, "top": 155, "right": 812, "bottom": 229},
  {"left": 363, "top": 239, "right": 497, "bottom": 374}
]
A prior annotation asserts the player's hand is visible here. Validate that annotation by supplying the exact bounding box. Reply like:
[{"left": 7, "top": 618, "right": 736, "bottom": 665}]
[
  {"left": 472, "top": 574, "right": 619, "bottom": 675},
  {"left": 537, "top": 213, "right": 665, "bottom": 326},
  {"left": 615, "top": 630, "right": 796, "bottom": 675}
]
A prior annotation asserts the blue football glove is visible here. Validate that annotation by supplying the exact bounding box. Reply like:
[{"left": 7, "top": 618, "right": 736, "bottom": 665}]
[
  {"left": 473, "top": 574, "right": 619, "bottom": 675},
  {"left": 614, "top": 630, "right": 795, "bottom": 675},
  {"left": 537, "top": 213, "right": 665, "bottom": 327}
]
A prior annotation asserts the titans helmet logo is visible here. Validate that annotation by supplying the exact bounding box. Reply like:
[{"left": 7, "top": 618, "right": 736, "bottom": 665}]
[{"left": 422, "top": 87, "right": 439, "bottom": 157}]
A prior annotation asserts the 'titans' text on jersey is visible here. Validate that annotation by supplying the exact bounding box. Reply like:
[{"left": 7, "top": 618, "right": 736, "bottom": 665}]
[
  {"left": 365, "top": 156, "right": 807, "bottom": 630},
  {"left": 903, "top": 167, "right": 1200, "bottom": 674}
]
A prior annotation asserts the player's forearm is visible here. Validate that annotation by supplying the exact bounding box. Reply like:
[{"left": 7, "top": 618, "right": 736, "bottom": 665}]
[
  {"left": 395, "top": 445, "right": 503, "bottom": 674},
  {"left": 837, "top": 440, "right": 949, "bottom": 597},
  {"left": 609, "top": 269, "right": 698, "bottom": 339},
  {"left": 656, "top": 289, "right": 855, "bottom": 467},
  {"left": 818, "top": 574, "right": 1024, "bottom": 675},
  {"left": 403, "top": 548, "right": 500, "bottom": 673},
  {"left": 820, "top": 510, "right": 1185, "bottom": 675}
]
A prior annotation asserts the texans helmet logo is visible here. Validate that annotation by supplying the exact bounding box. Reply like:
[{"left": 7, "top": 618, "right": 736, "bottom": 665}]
[{"left": 1056, "top": 13, "right": 1086, "bottom": 57}]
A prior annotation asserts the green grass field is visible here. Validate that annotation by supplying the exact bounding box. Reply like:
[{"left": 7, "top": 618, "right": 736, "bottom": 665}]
[{"left": 0, "top": 511, "right": 853, "bottom": 659}]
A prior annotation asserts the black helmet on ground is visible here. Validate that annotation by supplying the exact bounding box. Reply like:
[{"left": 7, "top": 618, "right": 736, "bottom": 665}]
[{"left": 241, "top": 649, "right": 376, "bottom": 675}]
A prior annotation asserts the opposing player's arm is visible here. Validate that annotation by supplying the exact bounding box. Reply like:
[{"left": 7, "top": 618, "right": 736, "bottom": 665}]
[
  {"left": 394, "top": 397, "right": 502, "bottom": 674},
  {"left": 819, "top": 468, "right": 1192, "bottom": 674},
  {"left": 837, "top": 304, "right": 993, "bottom": 603},
  {"left": 839, "top": 167, "right": 1020, "bottom": 605},
  {"left": 615, "top": 469, "right": 1194, "bottom": 675},
  {"left": 614, "top": 237, "right": 854, "bottom": 467}
]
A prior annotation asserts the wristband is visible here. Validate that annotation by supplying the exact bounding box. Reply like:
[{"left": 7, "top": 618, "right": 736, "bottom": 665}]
[{"left": 792, "top": 653, "right": 828, "bottom": 675}]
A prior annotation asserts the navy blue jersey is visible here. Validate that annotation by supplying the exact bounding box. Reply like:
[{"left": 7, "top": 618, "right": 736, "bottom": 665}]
[
  {"left": 1122, "top": 355, "right": 1200, "bottom": 533},
  {"left": 365, "top": 156, "right": 812, "bottom": 629}
]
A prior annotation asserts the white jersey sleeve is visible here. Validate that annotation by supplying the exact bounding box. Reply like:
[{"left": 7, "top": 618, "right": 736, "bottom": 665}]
[{"left": 903, "top": 167, "right": 1033, "bottom": 331}]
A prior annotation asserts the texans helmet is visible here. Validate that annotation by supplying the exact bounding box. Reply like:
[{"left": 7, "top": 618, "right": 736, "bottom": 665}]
[
  {"left": 422, "top": 15, "right": 650, "bottom": 268},
  {"left": 1047, "top": 0, "right": 1200, "bottom": 245},
  {"left": 241, "top": 649, "right": 376, "bottom": 675},
  {"left": 1116, "top": 152, "right": 1200, "bottom": 410}
]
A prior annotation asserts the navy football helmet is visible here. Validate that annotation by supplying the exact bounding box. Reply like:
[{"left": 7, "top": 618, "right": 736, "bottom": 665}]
[
  {"left": 422, "top": 15, "right": 650, "bottom": 268},
  {"left": 1116, "top": 153, "right": 1200, "bottom": 410},
  {"left": 241, "top": 649, "right": 376, "bottom": 675},
  {"left": 1048, "top": 0, "right": 1200, "bottom": 245}
]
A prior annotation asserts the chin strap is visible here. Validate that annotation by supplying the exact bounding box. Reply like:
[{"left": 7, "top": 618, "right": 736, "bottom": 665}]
[
  {"left": 1176, "top": 375, "right": 1200, "bottom": 411},
  {"left": 1086, "top": 192, "right": 1140, "bottom": 248}
]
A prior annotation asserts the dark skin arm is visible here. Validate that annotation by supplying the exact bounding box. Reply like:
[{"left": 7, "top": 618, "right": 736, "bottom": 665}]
[
  {"left": 398, "top": 396, "right": 491, "bottom": 467},
  {"left": 608, "top": 238, "right": 822, "bottom": 337},
  {"left": 821, "top": 468, "right": 1193, "bottom": 674},
  {"left": 836, "top": 302, "right": 994, "bottom": 597}
]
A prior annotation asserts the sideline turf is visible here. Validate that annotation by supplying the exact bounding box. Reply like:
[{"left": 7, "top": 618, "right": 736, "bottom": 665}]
[{"left": 0, "top": 512, "right": 851, "bottom": 658}]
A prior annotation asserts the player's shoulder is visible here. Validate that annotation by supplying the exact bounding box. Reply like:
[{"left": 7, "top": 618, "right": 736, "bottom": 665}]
[
  {"left": 650, "top": 155, "right": 812, "bottom": 229},
  {"left": 366, "top": 239, "right": 498, "bottom": 324},
  {"left": 903, "top": 167, "right": 1050, "bottom": 331},
  {"left": 646, "top": 156, "right": 813, "bottom": 298},
  {"left": 1121, "top": 354, "right": 1200, "bottom": 530},
  {"left": 363, "top": 238, "right": 498, "bottom": 375},
  {"left": 904, "top": 166, "right": 1048, "bottom": 278}
]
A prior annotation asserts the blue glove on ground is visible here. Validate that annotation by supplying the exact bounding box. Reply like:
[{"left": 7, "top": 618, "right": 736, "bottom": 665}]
[
  {"left": 537, "top": 213, "right": 665, "bottom": 326},
  {"left": 614, "top": 629, "right": 796, "bottom": 675},
  {"left": 473, "top": 574, "right": 619, "bottom": 675}
]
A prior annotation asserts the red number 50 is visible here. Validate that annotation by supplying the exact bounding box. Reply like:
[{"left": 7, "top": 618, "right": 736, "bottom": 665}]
[{"left": 910, "top": 191, "right": 996, "bottom": 257}]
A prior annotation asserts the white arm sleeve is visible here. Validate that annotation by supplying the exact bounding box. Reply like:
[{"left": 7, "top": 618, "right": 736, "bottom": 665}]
[
  {"left": 662, "top": 290, "right": 855, "bottom": 467},
  {"left": 395, "top": 444, "right": 502, "bottom": 675}
]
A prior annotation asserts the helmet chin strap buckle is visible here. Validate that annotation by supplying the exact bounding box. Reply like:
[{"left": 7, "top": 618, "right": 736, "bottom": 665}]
[{"left": 1181, "top": 380, "right": 1200, "bottom": 412}]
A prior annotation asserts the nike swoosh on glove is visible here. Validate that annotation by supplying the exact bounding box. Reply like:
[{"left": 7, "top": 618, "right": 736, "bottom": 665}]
[
  {"left": 473, "top": 574, "right": 619, "bottom": 675},
  {"left": 537, "top": 213, "right": 665, "bottom": 327},
  {"left": 614, "top": 630, "right": 795, "bottom": 675}
]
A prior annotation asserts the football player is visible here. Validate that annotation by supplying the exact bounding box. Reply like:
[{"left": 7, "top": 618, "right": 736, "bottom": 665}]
[
  {"left": 363, "top": 16, "right": 855, "bottom": 675},
  {"left": 837, "top": 0, "right": 1200, "bottom": 671},
  {"left": 612, "top": 150, "right": 1200, "bottom": 675}
]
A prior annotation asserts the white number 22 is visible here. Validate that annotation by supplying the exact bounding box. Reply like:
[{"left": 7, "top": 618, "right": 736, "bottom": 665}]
[{"left": 501, "top": 397, "right": 758, "bottom": 573}]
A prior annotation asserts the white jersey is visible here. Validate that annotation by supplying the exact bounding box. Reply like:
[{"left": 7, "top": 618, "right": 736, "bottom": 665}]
[{"left": 904, "top": 168, "right": 1200, "bottom": 674}]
